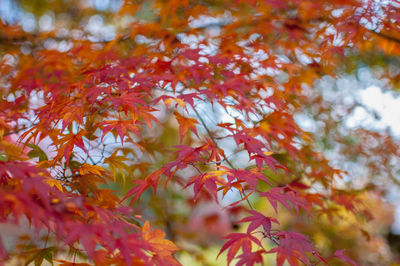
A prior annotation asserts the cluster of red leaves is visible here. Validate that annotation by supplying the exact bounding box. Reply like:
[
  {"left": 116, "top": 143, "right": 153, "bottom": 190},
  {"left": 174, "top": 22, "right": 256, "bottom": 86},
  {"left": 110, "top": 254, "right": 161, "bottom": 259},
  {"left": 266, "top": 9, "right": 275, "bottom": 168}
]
[{"left": 0, "top": 138, "right": 179, "bottom": 265}]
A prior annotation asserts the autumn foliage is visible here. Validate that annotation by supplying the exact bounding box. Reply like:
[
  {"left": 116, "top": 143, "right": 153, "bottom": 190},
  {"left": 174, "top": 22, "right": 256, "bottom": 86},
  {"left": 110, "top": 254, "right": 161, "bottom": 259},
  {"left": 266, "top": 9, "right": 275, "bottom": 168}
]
[{"left": 0, "top": 0, "right": 400, "bottom": 265}]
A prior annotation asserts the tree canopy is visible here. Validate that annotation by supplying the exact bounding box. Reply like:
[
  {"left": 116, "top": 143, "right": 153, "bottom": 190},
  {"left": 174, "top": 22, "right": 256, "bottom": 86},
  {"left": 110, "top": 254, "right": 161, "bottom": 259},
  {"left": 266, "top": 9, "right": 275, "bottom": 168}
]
[{"left": 0, "top": 0, "right": 400, "bottom": 265}]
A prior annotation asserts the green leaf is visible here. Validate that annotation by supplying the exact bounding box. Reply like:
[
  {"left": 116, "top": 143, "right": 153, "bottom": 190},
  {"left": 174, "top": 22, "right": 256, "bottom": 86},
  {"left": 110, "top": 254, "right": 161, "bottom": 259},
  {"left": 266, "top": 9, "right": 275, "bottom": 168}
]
[
  {"left": 34, "top": 256, "right": 44, "bottom": 266},
  {"left": 0, "top": 153, "right": 7, "bottom": 162},
  {"left": 25, "top": 247, "right": 55, "bottom": 266},
  {"left": 27, "top": 144, "right": 48, "bottom": 162}
]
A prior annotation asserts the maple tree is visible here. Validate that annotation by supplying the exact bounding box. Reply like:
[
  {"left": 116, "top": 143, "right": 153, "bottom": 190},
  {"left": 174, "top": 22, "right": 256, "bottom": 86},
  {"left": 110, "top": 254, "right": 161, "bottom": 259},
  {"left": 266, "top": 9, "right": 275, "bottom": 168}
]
[{"left": 0, "top": 0, "right": 400, "bottom": 265}]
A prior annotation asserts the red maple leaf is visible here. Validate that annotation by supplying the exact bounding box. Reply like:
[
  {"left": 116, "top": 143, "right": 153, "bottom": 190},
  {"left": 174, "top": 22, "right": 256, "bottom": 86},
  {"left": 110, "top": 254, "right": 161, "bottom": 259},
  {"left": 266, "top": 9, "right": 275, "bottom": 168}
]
[
  {"left": 236, "top": 210, "right": 279, "bottom": 236},
  {"left": 218, "top": 233, "right": 264, "bottom": 266},
  {"left": 260, "top": 186, "right": 311, "bottom": 215}
]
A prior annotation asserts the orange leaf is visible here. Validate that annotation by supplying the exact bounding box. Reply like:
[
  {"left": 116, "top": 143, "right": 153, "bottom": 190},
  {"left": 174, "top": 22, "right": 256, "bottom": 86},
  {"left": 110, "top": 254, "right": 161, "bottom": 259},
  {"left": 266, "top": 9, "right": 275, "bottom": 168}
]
[
  {"left": 142, "top": 221, "right": 179, "bottom": 257},
  {"left": 174, "top": 111, "right": 199, "bottom": 142},
  {"left": 79, "top": 163, "right": 105, "bottom": 176}
]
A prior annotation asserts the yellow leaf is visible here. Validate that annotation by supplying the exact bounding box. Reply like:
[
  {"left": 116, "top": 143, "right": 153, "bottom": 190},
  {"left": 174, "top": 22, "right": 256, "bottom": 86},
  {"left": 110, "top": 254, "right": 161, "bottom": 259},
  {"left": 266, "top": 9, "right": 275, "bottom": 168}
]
[
  {"left": 263, "top": 151, "right": 274, "bottom": 156},
  {"left": 204, "top": 170, "right": 228, "bottom": 185},
  {"left": 104, "top": 151, "right": 130, "bottom": 182},
  {"left": 44, "top": 178, "right": 64, "bottom": 192},
  {"left": 79, "top": 163, "right": 105, "bottom": 176},
  {"left": 164, "top": 98, "right": 173, "bottom": 106},
  {"left": 37, "top": 160, "right": 52, "bottom": 168},
  {"left": 0, "top": 140, "right": 25, "bottom": 161},
  {"left": 260, "top": 121, "right": 270, "bottom": 132},
  {"left": 175, "top": 98, "right": 186, "bottom": 108}
]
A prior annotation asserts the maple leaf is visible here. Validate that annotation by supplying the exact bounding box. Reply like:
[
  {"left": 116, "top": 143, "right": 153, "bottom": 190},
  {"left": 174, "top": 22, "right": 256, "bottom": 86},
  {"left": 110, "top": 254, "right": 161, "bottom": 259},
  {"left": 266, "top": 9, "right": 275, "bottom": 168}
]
[
  {"left": 268, "top": 245, "right": 305, "bottom": 266},
  {"left": 99, "top": 120, "right": 140, "bottom": 145},
  {"left": 107, "top": 91, "right": 147, "bottom": 111},
  {"left": 60, "top": 104, "right": 85, "bottom": 133},
  {"left": 53, "top": 130, "right": 87, "bottom": 164},
  {"left": 236, "top": 210, "right": 279, "bottom": 235},
  {"left": 43, "top": 177, "right": 64, "bottom": 192},
  {"left": 236, "top": 243, "right": 265, "bottom": 266},
  {"left": 122, "top": 179, "right": 152, "bottom": 205},
  {"left": 123, "top": 168, "right": 165, "bottom": 204},
  {"left": 174, "top": 111, "right": 199, "bottom": 142},
  {"left": 25, "top": 247, "right": 56, "bottom": 266},
  {"left": 141, "top": 221, "right": 179, "bottom": 257},
  {"left": 260, "top": 186, "right": 311, "bottom": 215},
  {"left": 79, "top": 163, "right": 106, "bottom": 176},
  {"left": 218, "top": 233, "right": 263, "bottom": 266},
  {"left": 161, "top": 96, "right": 187, "bottom": 109},
  {"left": 185, "top": 170, "right": 228, "bottom": 201},
  {"left": 27, "top": 143, "right": 48, "bottom": 162},
  {"left": 334, "top": 250, "right": 358, "bottom": 266},
  {"left": 104, "top": 151, "right": 130, "bottom": 182},
  {"left": 232, "top": 132, "right": 278, "bottom": 170},
  {"left": 268, "top": 231, "right": 327, "bottom": 266},
  {"left": 229, "top": 168, "right": 272, "bottom": 190},
  {"left": 177, "top": 93, "right": 201, "bottom": 109}
]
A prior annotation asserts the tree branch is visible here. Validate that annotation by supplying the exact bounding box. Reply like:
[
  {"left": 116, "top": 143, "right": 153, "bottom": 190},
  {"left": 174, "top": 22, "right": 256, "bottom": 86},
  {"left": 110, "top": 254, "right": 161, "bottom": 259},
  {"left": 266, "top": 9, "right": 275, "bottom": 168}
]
[{"left": 192, "top": 107, "right": 255, "bottom": 210}]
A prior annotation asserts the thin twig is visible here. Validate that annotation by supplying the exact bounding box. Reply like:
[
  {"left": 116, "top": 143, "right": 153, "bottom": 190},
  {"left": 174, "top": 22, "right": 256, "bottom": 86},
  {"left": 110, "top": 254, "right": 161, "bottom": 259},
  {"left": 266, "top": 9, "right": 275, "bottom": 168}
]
[{"left": 192, "top": 107, "right": 255, "bottom": 210}]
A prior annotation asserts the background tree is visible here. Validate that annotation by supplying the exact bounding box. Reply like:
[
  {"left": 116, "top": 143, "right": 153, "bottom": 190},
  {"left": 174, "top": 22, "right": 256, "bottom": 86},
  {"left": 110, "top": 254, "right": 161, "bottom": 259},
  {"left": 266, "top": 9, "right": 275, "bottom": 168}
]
[{"left": 0, "top": 0, "right": 399, "bottom": 265}]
